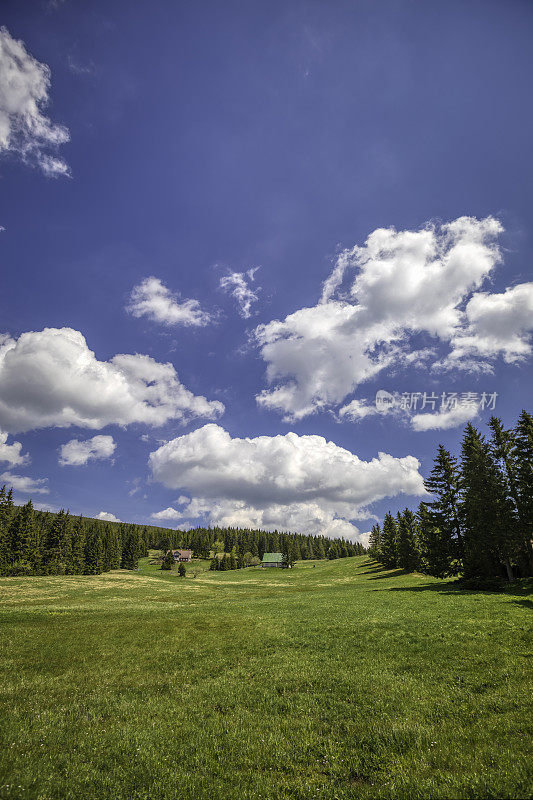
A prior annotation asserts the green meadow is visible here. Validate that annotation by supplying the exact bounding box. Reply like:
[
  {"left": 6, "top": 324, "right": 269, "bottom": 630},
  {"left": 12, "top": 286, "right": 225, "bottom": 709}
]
[{"left": 0, "top": 557, "right": 531, "bottom": 800}]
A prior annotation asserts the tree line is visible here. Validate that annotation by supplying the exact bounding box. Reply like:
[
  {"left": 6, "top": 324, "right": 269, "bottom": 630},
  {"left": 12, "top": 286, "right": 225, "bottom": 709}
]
[
  {"left": 159, "top": 524, "right": 364, "bottom": 571},
  {"left": 0, "top": 489, "right": 149, "bottom": 576},
  {"left": 0, "top": 489, "right": 365, "bottom": 577},
  {"left": 368, "top": 411, "right": 533, "bottom": 585}
]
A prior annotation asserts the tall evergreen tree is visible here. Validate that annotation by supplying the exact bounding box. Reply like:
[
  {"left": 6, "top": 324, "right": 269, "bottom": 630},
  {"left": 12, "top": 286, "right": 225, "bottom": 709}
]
[
  {"left": 509, "top": 411, "right": 533, "bottom": 575},
  {"left": 368, "top": 523, "right": 382, "bottom": 558},
  {"left": 102, "top": 524, "right": 121, "bottom": 571},
  {"left": 380, "top": 512, "right": 398, "bottom": 568},
  {"left": 70, "top": 515, "right": 86, "bottom": 574},
  {"left": 41, "top": 509, "right": 72, "bottom": 574},
  {"left": 421, "top": 445, "right": 463, "bottom": 577},
  {"left": 397, "top": 509, "right": 420, "bottom": 572},
  {"left": 84, "top": 524, "right": 103, "bottom": 575},
  {"left": 121, "top": 527, "right": 140, "bottom": 570},
  {"left": 0, "top": 486, "right": 14, "bottom": 575},
  {"left": 9, "top": 501, "right": 37, "bottom": 572},
  {"left": 460, "top": 424, "right": 516, "bottom": 581}
]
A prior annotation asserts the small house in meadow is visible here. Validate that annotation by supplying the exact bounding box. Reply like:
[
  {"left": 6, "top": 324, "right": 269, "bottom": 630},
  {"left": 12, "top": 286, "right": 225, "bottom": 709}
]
[
  {"left": 261, "top": 552, "right": 284, "bottom": 568},
  {"left": 171, "top": 549, "right": 192, "bottom": 562}
]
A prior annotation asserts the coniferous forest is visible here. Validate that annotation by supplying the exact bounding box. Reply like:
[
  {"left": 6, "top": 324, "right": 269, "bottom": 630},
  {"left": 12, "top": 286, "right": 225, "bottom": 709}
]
[
  {"left": 0, "top": 489, "right": 364, "bottom": 578},
  {"left": 369, "top": 411, "right": 533, "bottom": 585}
]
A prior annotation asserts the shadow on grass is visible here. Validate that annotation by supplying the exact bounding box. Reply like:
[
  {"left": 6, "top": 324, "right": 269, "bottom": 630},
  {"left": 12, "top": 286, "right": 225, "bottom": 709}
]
[
  {"left": 358, "top": 561, "right": 404, "bottom": 579},
  {"left": 512, "top": 598, "right": 533, "bottom": 609},
  {"left": 368, "top": 569, "right": 408, "bottom": 580},
  {"left": 379, "top": 578, "right": 533, "bottom": 597}
]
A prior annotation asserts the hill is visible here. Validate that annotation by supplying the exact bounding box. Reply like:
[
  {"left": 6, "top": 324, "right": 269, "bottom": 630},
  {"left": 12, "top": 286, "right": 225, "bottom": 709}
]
[{"left": 0, "top": 557, "right": 531, "bottom": 799}]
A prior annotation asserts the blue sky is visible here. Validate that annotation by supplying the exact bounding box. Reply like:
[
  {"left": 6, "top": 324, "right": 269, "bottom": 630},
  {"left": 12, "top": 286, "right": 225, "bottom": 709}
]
[{"left": 0, "top": 0, "right": 532, "bottom": 543}]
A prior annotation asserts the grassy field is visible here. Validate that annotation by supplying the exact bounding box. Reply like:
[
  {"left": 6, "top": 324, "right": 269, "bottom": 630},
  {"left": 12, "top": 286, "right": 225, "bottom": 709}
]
[{"left": 0, "top": 557, "right": 531, "bottom": 800}]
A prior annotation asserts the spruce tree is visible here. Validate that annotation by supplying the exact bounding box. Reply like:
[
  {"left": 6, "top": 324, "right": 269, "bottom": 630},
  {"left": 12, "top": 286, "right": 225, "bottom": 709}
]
[
  {"left": 0, "top": 486, "right": 15, "bottom": 574},
  {"left": 41, "top": 509, "right": 72, "bottom": 574},
  {"left": 84, "top": 524, "right": 103, "bottom": 575},
  {"left": 102, "top": 524, "right": 121, "bottom": 571},
  {"left": 368, "top": 524, "right": 382, "bottom": 558},
  {"left": 70, "top": 515, "right": 86, "bottom": 574},
  {"left": 380, "top": 512, "right": 398, "bottom": 568},
  {"left": 397, "top": 509, "right": 420, "bottom": 572},
  {"left": 121, "top": 527, "right": 139, "bottom": 570},
  {"left": 8, "top": 502, "right": 36, "bottom": 573},
  {"left": 421, "top": 445, "right": 463, "bottom": 577},
  {"left": 510, "top": 411, "right": 533, "bottom": 575},
  {"left": 460, "top": 423, "right": 516, "bottom": 581},
  {"left": 314, "top": 539, "right": 325, "bottom": 560}
]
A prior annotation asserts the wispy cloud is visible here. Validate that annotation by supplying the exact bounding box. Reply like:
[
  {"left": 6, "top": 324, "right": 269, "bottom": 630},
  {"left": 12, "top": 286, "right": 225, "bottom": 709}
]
[
  {"left": 0, "top": 27, "right": 70, "bottom": 176},
  {"left": 0, "top": 472, "right": 49, "bottom": 494},
  {"left": 219, "top": 267, "right": 260, "bottom": 319}
]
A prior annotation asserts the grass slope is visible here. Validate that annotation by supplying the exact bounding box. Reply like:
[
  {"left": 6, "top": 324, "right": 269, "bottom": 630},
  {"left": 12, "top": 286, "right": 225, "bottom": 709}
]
[{"left": 0, "top": 557, "right": 531, "bottom": 800}]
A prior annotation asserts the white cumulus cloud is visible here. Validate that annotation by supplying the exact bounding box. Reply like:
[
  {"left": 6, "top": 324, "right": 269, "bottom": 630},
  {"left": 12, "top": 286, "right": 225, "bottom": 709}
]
[
  {"left": 0, "top": 27, "right": 70, "bottom": 176},
  {"left": 0, "top": 472, "right": 48, "bottom": 494},
  {"left": 149, "top": 423, "right": 426, "bottom": 540},
  {"left": 151, "top": 506, "right": 183, "bottom": 521},
  {"left": 410, "top": 401, "right": 480, "bottom": 432},
  {"left": 0, "top": 327, "right": 224, "bottom": 434},
  {"left": 444, "top": 282, "right": 533, "bottom": 367},
  {"left": 95, "top": 511, "right": 121, "bottom": 523},
  {"left": 0, "top": 431, "right": 30, "bottom": 467},
  {"left": 59, "top": 434, "right": 116, "bottom": 466},
  {"left": 255, "top": 217, "right": 533, "bottom": 420},
  {"left": 219, "top": 267, "right": 260, "bottom": 318},
  {"left": 127, "top": 277, "right": 211, "bottom": 327}
]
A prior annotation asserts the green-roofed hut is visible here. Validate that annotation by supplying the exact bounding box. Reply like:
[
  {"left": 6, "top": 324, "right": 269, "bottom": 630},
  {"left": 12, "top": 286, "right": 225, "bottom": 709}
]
[{"left": 261, "top": 552, "right": 284, "bottom": 568}]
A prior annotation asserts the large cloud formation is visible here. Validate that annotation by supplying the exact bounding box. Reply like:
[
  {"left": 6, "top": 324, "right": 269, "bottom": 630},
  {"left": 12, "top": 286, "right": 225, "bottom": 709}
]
[
  {"left": 255, "top": 217, "right": 533, "bottom": 420},
  {"left": 149, "top": 423, "right": 426, "bottom": 540},
  {"left": 0, "top": 328, "right": 224, "bottom": 434},
  {"left": 0, "top": 27, "right": 70, "bottom": 176}
]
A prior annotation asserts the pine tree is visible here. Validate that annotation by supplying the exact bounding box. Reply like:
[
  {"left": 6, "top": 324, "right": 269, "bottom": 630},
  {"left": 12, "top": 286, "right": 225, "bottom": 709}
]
[
  {"left": 84, "top": 524, "right": 103, "bottom": 575},
  {"left": 70, "top": 515, "right": 86, "bottom": 574},
  {"left": 421, "top": 445, "right": 463, "bottom": 577},
  {"left": 368, "top": 523, "right": 382, "bottom": 558},
  {"left": 41, "top": 509, "right": 72, "bottom": 574},
  {"left": 397, "top": 509, "right": 420, "bottom": 572},
  {"left": 9, "top": 501, "right": 36, "bottom": 573},
  {"left": 161, "top": 549, "right": 174, "bottom": 570},
  {"left": 229, "top": 552, "right": 237, "bottom": 570},
  {"left": 460, "top": 423, "right": 516, "bottom": 581},
  {"left": 121, "top": 527, "right": 140, "bottom": 570},
  {"left": 178, "top": 563, "right": 186, "bottom": 577},
  {"left": 380, "top": 512, "right": 398, "bottom": 568},
  {"left": 0, "top": 486, "right": 15, "bottom": 574},
  {"left": 314, "top": 539, "right": 325, "bottom": 560},
  {"left": 102, "top": 524, "right": 121, "bottom": 571},
  {"left": 510, "top": 411, "right": 533, "bottom": 575}
]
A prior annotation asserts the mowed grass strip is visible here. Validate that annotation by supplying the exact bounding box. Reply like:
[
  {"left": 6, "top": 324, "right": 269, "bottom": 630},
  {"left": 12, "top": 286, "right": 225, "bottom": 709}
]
[{"left": 0, "top": 557, "right": 531, "bottom": 800}]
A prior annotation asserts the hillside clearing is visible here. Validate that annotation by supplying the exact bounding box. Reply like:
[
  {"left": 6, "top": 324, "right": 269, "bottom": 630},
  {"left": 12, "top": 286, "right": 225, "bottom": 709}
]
[{"left": 0, "top": 557, "right": 531, "bottom": 800}]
